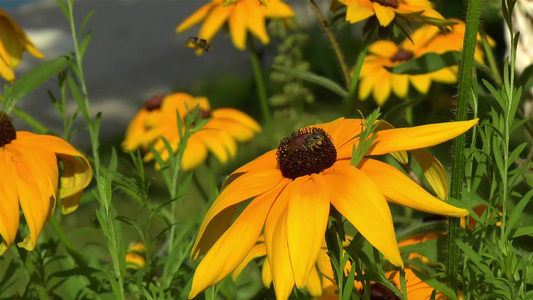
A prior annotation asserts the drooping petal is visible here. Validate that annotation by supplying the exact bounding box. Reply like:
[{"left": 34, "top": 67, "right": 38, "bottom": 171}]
[
  {"left": 196, "top": 128, "right": 237, "bottom": 164},
  {"left": 211, "top": 108, "right": 261, "bottom": 133},
  {"left": 372, "top": 70, "right": 392, "bottom": 105},
  {"left": 305, "top": 265, "right": 323, "bottom": 297},
  {"left": 233, "top": 242, "right": 267, "bottom": 280},
  {"left": 411, "top": 149, "right": 448, "bottom": 200},
  {"left": 358, "top": 158, "right": 468, "bottom": 217},
  {"left": 228, "top": 2, "right": 247, "bottom": 49},
  {"left": 345, "top": 1, "right": 375, "bottom": 24},
  {"left": 368, "top": 40, "right": 398, "bottom": 58},
  {"left": 409, "top": 74, "right": 432, "bottom": 94},
  {"left": 188, "top": 187, "right": 279, "bottom": 299},
  {"left": 192, "top": 169, "right": 288, "bottom": 259},
  {"left": 0, "top": 152, "right": 20, "bottom": 254},
  {"left": 181, "top": 134, "right": 209, "bottom": 171},
  {"left": 373, "top": 3, "right": 395, "bottom": 26},
  {"left": 243, "top": 0, "right": 269, "bottom": 45},
  {"left": 286, "top": 174, "right": 330, "bottom": 288},
  {"left": 208, "top": 118, "right": 257, "bottom": 141},
  {"left": 391, "top": 74, "right": 409, "bottom": 99},
  {"left": 323, "top": 163, "right": 403, "bottom": 267},
  {"left": 176, "top": 2, "right": 213, "bottom": 32},
  {"left": 365, "top": 119, "right": 478, "bottom": 155},
  {"left": 262, "top": 0, "right": 295, "bottom": 18}
]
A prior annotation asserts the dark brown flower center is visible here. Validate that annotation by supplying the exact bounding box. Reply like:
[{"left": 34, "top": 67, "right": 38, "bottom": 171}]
[
  {"left": 0, "top": 111, "right": 17, "bottom": 147},
  {"left": 359, "top": 282, "right": 401, "bottom": 300},
  {"left": 370, "top": 0, "right": 399, "bottom": 8},
  {"left": 143, "top": 94, "right": 166, "bottom": 111},
  {"left": 391, "top": 49, "right": 414, "bottom": 62},
  {"left": 276, "top": 127, "right": 337, "bottom": 179}
]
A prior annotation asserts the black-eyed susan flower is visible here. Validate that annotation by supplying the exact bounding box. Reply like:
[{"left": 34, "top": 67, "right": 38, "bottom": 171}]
[
  {"left": 357, "top": 268, "right": 462, "bottom": 299},
  {"left": 359, "top": 20, "right": 492, "bottom": 105},
  {"left": 176, "top": 0, "right": 294, "bottom": 51},
  {"left": 122, "top": 92, "right": 261, "bottom": 171},
  {"left": 188, "top": 117, "right": 477, "bottom": 299},
  {"left": 337, "top": 0, "right": 445, "bottom": 27},
  {"left": 0, "top": 112, "right": 92, "bottom": 254},
  {"left": 0, "top": 8, "right": 44, "bottom": 82}
]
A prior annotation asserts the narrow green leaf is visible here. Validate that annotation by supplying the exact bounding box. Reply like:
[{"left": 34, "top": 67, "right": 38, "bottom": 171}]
[
  {"left": 507, "top": 142, "right": 527, "bottom": 169},
  {"left": 4, "top": 56, "right": 70, "bottom": 111},
  {"left": 386, "top": 51, "right": 461, "bottom": 75},
  {"left": 272, "top": 65, "right": 348, "bottom": 98},
  {"left": 80, "top": 10, "right": 95, "bottom": 34},
  {"left": 456, "top": 240, "right": 494, "bottom": 276},
  {"left": 79, "top": 31, "right": 93, "bottom": 59},
  {"left": 505, "top": 189, "right": 533, "bottom": 239}
]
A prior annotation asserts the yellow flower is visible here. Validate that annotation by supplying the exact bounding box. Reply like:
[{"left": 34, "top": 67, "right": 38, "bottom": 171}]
[
  {"left": 188, "top": 117, "right": 477, "bottom": 299},
  {"left": 356, "top": 268, "right": 462, "bottom": 299},
  {"left": 122, "top": 92, "right": 261, "bottom": 171},
  {"left": 126, "top": 242, "right": 147, "bottom": 270},
  {"left": 338, "top": 0, "right": 445, "bottom": 27},
  {"left": 176, "top": 0, "right": 294, "bottom": 50},
  {"left": 0, "top": 112, "right": 92, "bottom": 254},
  {"left": 0, "top": 8, "right": 44, "bottom": 82},
  {"left": 359, "top": 20, "right": 491, "bottom": 105}
]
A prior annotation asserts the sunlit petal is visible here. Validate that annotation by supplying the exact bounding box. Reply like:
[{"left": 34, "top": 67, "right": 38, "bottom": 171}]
[
  {"left": 233, "top": 242, "right": 267, "bottom": 280},
  {"left": 0, "top": 153, "right": 20, "bottom": 254},
  {"left": 411, "top": 148, "right": 448, "bottom": 200}
]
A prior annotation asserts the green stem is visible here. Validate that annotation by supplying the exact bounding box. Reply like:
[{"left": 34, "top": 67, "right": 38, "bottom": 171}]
[
  {"left": 447, "top": 0, "right": 482, "bottom": 294},
  {"left": 344, "top": 28, "right": 374, "bottom": 117},
  {"left": 479, "top": 27, "right": 503, "bottom": 87},
  {"left": 248, "top": 38, "right": 273, "bottom": 144},
  {"left": 307, "top": 0, "right": 351, "bottom": 87},
  {"left": 11, "top": 106, "right": 52, "bottom": 134},
  {"left": 17, "top": 242, "right": 50, "bottom": 300}
]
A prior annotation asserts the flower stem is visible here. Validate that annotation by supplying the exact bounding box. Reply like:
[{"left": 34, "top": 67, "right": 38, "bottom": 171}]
[
  {"left": 344, "top": 28, "right": 374, "bottom": 117},
  {"left": 248, "top": 38, "right": 274, "bottom": 144},
  {"left": 447, "top": 0, "right": 482, "bottom": 293},
  {"left": 17, "top": 240, "right": 50, "bottom": 300},
  {"left": 307, "top": 0, "right": 351, "bottom": 88},
  {"left": 479, "top": 27, "right": 503, "bottom": 87}
]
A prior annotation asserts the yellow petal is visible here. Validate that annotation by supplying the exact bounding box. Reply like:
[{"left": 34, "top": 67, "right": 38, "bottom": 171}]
[
  {"left": 181, "top": 134, "right": 209, "bottom": 171},
  {"left": 233, "top": 149, "right": 277, "bottom": 174},
  {"left": 262, "top": 0, "right": 295, "bottom": 18},
  {"left": 359, "top": 70, "right": 378, "bottom": 101},
  {"left": 198, "top": 4, "right": 232, "bottom": 43},
  {"left": 373, "top": 2, "right": 395, "bottom": 26},
  {"left": 233, "top": 242, "right": 267, "bottom": 280},
  {"left": 368, "top": 40, "right": 398, "bottom": 57},
  {"left": 359, "top": 158, "right": 468, "bottom": 217},
  {"left": 269, "top": 209, "right": 294, "bottom": 300},
  {"left": 305, "top": 265, "right": 323, "bottom": 297},
  {"left": 372, "top": 70, "right": 392, "bottom": 105},
  {"left": 208, "top": 118, "right": 257, "bottom": 141},
  {"left": 262, "top": 257, "right": 273, "bottom": 288},
  {"left": 243, "top": 0, "right": 269, "bottom": 45},
  {"left": 345, "top": 1, "right": 375, "bottom": 23},
  {"left": 228, "top": 2, "right": 247, "bottom": 50},
  {"left": 430, "top": 66, "right": 458, "bottom": 84},
  {"left": 176, "top": 2, "right": 213, "bottom": 32},
  {"left": 286, "top": 175, "right": 330, "bottom": 288},
  {"left": 409, "top": 74, "right": 432, "bottom": 94},
  {"left": 188, "top": 190, "right": 278, "bottom": 299},
  {"left": 323, "top": 163, "right": 403, "bottom": 267},
  {"left": 212, "top": 108, "right": 261, "bottom": 132},
  {"left": 411, "top": 149, "right": 448, "bottom": 200},
  {"left": 391, "top": 74, "right": 409, "bottom": 99},
  {"left": 0, "top": 152, "right": 20, "bottom": 254},
  {"left": 196, "top": 128, "right": 237, "bottom": 164},
  {"left": 0, "top": 42, "right": 15, "bottom": 82},
  {"left": 367, "top": 119, "right": 478, "bottom": 155},
  {"left": 192, "top": 169, "right": 288, "bottom": 259},
  {"left": 318, "top": 117, "right": 362, "bottom": 151}
]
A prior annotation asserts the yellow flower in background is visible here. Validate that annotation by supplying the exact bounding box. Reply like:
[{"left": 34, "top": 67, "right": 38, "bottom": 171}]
[
  {"left": 0, "top": 112, "right": 92, "bottom": 254},
  {"left": 337, "top": 0, "right": 445, "bottom": 27},
  {"left": 126, "top": 242, "right": 147, "bottom": 270},
  {"left": 359, "top": 20, "right": 493, "bottom": 105},
  {"left": 188, "top": 117, "right": 477, "bottom": 299},
  {"left": 356, "top": 268, "right": 462, "bottom": 299},
  {"left": 0, "top": 8, "right": 44, "bottom": 82},
  {"left": 122, "top": 92, "right": 261, "bottom": 171},
  {"left": 176, "top": 0, "right": 294, "bottom": 50}
]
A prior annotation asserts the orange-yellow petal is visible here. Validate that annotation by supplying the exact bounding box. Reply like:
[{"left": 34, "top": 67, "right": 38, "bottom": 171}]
[
  {"left": 233, "top": 149, "right": 277, "bottom": 174},
  {"left": 0, "top": 152, "right": 20, "bottom": 254},
  {"left": 372, "top": 2, "right": 395, "bottom": 26},
  {"left": 269, "top": 209, "right": 294, "bottom": 300},
  {"left": 305, "top": 265, "right": 322, "bottom": 297},
  {"left": 228, "top": 2, "right": 247, "bottom": 49},
  {"left": 345, "top": 1, "right": 375, "bottom": 24},
  {"left": 323, "top": 163, "right": 403, "bottom": 267},
  {"left": 286, "top": 174, "right": 330, "bottom": 288},
  {"left": 410, "top": 74, "right": 432, "bottom": 94},
  {"left": 211, "top": 108, "right": 261, "bottom": 133},
  {"left": 411, "top": 148, "right": 448, "bottom": 200},
  {"left": 359, "top": 158, "right": 468, "bottom": 217},
  {"left": 391, "top": 74, "right": 409, "bottom": 99},
  {"left": 192, "top": 169, "right": 288, "bottom": 259},
  {"left": 188, "top": 187, "right": 279, "bottom": 299},
  {"left": 366, "top": 119, "right": 478, "bottom": 156},
  {"left": 262, "top": 0, "right": 295, "bottom": 18},
  {"left": 243, "top": 0, "right": 269, "bottom": 45},
  {"left": 181, "top": 134, "right": 209, "bottom": 171},
  {"left": 176, "top": 2, "right": 213, "bottom": 32},
  {"left": 198, "top": 4, "right": 233, "bottom": 43},
  {"left": 233, "top": 242, "right": 267, "bottom": 280}
]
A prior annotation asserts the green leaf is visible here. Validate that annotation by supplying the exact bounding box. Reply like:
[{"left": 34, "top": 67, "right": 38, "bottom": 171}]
[
  {"left": 386, "top": 51, "right": 461, "bottom": 75},
  {"left": 505, "top": 189, "right": 533, "bottom": 239},
  {"left": 507, "top": 142, "right": 527, "bottom": 169},
  {"left": 272, "top": 65, "right": 348, "bottom": 98},
  {"left": 4, "top": 56, "right": 70, "bottom": 112}
]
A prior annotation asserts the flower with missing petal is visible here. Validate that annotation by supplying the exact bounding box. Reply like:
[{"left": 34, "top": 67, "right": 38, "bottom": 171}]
[
  {"left": 188, "top": 117, "right": 477, "bottom": 299},
  {"left": 176, "top": 0, "right": 294, "bottom": 51},
  {"left": 0, "top": 8, "right": 44, "bottom": 82},
  {"left": 359, "top": 20, "right": 492, "bottom": 105},
  {"left": 0, "top": 112, "right": 92, "bottom": 254},
  {"left": 337, "top": 0, "right": 445, "bottom": 27},
  {"left": 122, "top": 92, "right": 261, "bottom": 171}
]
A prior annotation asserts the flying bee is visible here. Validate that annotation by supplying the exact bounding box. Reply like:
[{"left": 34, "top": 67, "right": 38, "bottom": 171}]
[{"left": 186, "top": 36, "right": 212, "bottom": 52}]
